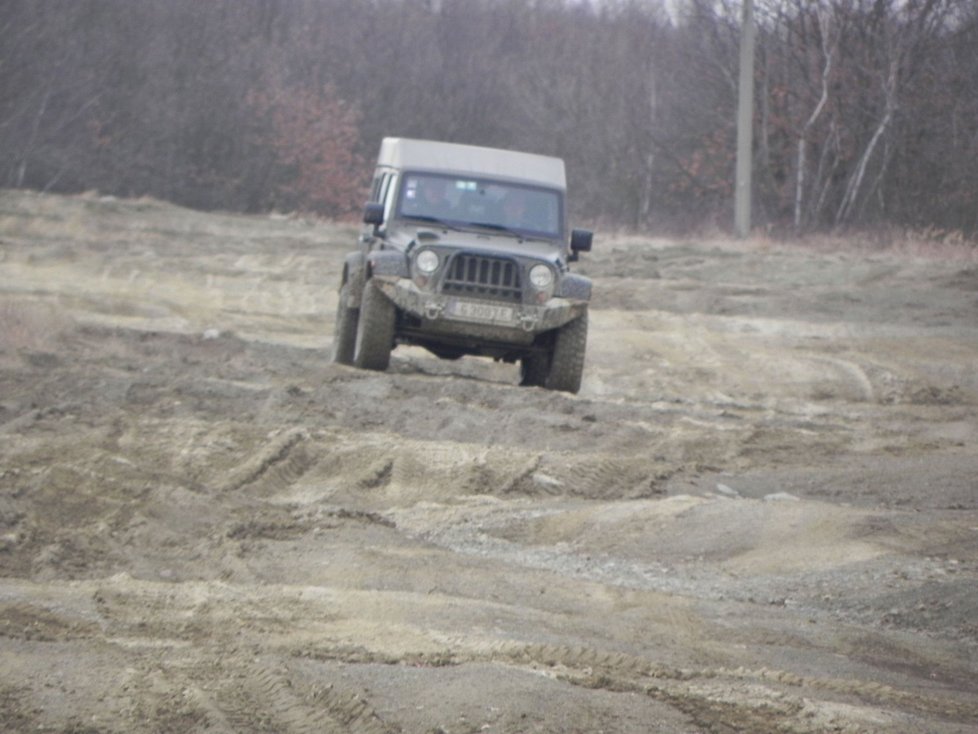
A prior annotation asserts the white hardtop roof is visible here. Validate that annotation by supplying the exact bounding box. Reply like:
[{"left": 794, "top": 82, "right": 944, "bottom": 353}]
[{"left": 376, "top": 137, "right": 566, "bottom": 190}]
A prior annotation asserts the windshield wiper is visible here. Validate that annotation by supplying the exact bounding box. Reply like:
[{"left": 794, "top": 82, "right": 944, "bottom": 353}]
[
  {"left": 469, "top": 222, "right": 551, "bottom": 241},
  {"left": 403, "top": 214, "right": 461, "bottom": 231}
]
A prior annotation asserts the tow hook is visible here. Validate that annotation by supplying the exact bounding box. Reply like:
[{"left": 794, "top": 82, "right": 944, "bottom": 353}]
[
  {"left": 519, "top": 313, "right": 539, "bottom": 332},
  {"left": 425, "top": 302, "right": 444, "bottom": 321}
]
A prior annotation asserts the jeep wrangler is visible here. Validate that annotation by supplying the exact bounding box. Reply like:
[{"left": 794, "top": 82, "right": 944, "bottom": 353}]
[{"left": 333, "top": 137, "right": 593, "bottom": 393}]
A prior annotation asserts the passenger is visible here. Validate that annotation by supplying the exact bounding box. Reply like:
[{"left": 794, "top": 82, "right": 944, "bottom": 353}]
[{"left": 404, "top": 178, "right": 453, "bottom": 218}]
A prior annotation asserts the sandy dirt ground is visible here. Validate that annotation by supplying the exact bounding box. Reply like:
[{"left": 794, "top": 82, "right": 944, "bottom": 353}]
[{"left": 1, "top": 189, "right": 977, "bottom": 733}]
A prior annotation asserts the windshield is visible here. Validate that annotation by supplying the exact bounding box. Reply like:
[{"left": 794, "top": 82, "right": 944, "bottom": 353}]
[{"left": 396, "top": 173, "right": 563, "bottom": 239}]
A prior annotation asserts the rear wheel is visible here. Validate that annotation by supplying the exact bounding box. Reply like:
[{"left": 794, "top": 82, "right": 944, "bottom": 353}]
[
  {"left": 545, "top": 312, "right": 588, "bottom": 393},
  {"left": 332, "top": 282, "right": 358, "bottom": 365},
  {"left": 354, "top": 280, "right": 396, "bottom": 371}
]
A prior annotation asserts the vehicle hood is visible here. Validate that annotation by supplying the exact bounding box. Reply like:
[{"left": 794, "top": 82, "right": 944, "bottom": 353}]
[{"left": 389, "top": 226, "right": 565, "bottom": 266}]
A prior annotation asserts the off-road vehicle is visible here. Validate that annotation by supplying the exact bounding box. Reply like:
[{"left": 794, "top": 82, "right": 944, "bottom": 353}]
[{"left": 333, "top": 137, "right": 593, "bottom": 393}]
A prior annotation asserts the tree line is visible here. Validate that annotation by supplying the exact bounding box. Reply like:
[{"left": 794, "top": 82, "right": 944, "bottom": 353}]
[{"left": 2, "top": 0, "right": 976, "bottom": 237}]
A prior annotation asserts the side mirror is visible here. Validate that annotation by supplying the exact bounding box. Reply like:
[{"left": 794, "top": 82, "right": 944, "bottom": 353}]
[
  {"left": 569, "top": 228, "right": 593, "bottom": 262},
  {"left": 363, "top": 202, "right": 385, "bottom": 226}
]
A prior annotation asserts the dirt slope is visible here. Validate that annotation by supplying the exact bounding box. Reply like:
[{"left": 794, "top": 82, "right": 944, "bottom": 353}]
[{"left": 1, "top": 189, "right": 977, "bottom": 733}]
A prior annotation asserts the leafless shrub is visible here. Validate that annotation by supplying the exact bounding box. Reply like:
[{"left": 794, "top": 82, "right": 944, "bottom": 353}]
[{"left": 892, "top": 227, "right": 978, "bottom": 261}]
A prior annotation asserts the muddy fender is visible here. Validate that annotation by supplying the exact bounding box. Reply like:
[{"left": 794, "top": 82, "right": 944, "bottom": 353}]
[
  {"left": 556, "top": 273, "right": 592, "bottom": 302},
  {"left": 368, "top": 250, "right": 410, "bottom": 279}
]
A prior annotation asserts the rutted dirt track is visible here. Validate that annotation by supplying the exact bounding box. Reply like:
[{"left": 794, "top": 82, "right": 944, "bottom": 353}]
[{"left": 1, "top": 189, "right": 977, "bottom": 733}]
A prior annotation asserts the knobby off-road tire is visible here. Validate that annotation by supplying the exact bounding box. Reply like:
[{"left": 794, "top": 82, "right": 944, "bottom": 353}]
[
  {"left": 545, "top": 311, "right": 588, "bottom": 393},
  {"left": 353, "top": 280, "right": 396, "bottom": 371},
  {"left": 332, "top": 282, "right": 358, "bottom": 365}
]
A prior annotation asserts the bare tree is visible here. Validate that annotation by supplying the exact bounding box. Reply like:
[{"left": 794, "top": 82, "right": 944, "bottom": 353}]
[
  {"left": 792, "top": 3, "right": 836, "bottom": 232},
  {"left": 1, "top": 0, "right": 976, "bottom": 235}
]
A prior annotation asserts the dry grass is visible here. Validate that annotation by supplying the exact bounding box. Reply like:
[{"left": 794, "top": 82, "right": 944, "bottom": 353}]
[
  {"left": 597, "top": 224, "right": 978, "bottom": 262},
  {"left": 772, "top": 227, "right": 977, "bottom": 262},
  {"left": 0, "top": 298, "right": 73, "bottom": 356}
]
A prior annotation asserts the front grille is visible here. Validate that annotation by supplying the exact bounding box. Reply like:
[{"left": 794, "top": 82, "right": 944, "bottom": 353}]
[{"left": 442, "top": 253, "right": 522, "bottom": 302}]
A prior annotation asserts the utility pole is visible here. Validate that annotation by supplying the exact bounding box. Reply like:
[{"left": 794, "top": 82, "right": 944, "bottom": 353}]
[{"left": 734, "top": 0, "right": 755, "bottom": 238}]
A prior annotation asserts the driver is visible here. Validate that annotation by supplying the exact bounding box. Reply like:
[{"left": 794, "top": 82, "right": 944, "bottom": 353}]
[{"left": 404, "top": 177, "right": 453, "bottom": 218}]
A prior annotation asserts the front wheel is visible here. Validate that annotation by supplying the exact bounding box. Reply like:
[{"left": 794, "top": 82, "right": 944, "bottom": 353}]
[
  {"left": 544, "top": 312, "right": 588, "bottom": 393},
  {"left": 354, "top": 280, "right": 396, "bottom": 371},
  {"left": 332, "top": 282, "right": 358, "bottom": 365}
]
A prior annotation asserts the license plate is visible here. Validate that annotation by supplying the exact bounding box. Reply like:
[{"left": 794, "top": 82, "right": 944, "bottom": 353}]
[{"left": 445, "top": 299, "right": 516, "bottom": 325}]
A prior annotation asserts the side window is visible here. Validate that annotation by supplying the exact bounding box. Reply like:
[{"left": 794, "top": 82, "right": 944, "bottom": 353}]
[
  {"left": 370, "top": 172, "right": 396, "bottom": 205},
  {"left": 376, "top": 173, "right": 391, "bottom": 204},
  {"left": 381, "top": 173, "right": 398, "bottom": 223},
  {"left": 364, "top": 172, "right": 397, "bottom": 234},
  {"left": 369, "top": 173, "right": 385, "bottom": 203}
]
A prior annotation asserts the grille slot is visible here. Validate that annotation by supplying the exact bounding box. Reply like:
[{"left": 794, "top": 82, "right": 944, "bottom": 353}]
[{"left": 442, "top": 254, "right": 522, "bottom": 302}]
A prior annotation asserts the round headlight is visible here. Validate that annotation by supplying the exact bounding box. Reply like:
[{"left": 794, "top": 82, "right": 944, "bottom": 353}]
[
  {"left": 529, "top": 263, "right": 554, "bottom": 289},
  {"left": 415, "top": 249, "right": 440, "bottom": 274}
]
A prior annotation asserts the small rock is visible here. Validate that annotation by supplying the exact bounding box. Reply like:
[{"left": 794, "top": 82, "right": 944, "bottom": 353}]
[
  {"left": 763, "top": 492, "right": 799, "bottom": 502},
  {"left": 532, "top": 472, "right": 562, "bottom": 489},
  {"left": 202, "top": 328, "right": 222, "bottom": 340},
  {"left": 716, "top": 483, "right": 740, "bottom": 497}
]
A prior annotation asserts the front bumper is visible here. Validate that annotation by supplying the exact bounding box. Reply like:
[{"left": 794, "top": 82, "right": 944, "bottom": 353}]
[{"left": 374, "top": 277, "right": 586, "bottom": 337}]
